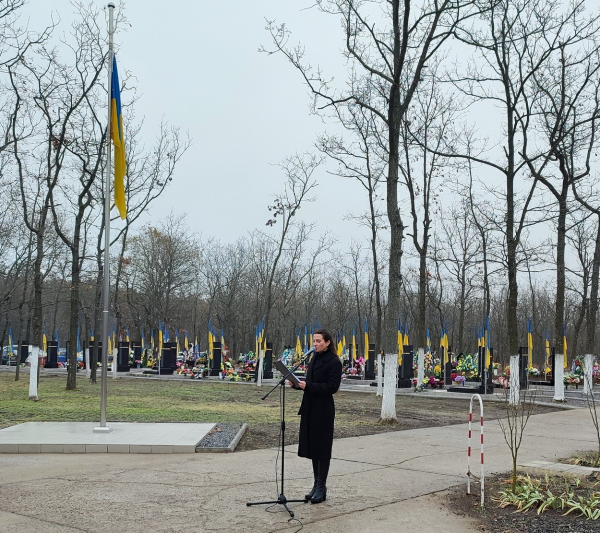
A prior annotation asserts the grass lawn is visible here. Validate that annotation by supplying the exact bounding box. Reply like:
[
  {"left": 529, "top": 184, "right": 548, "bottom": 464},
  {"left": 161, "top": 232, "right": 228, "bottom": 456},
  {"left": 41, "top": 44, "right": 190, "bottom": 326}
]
[{"left": 0, "top": 372, "right": 561, "bottom": 451}]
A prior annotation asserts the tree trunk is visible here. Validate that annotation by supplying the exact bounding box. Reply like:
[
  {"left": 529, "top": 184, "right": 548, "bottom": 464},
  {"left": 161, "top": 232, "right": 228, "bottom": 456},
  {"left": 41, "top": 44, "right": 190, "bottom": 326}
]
[
  {"left": 554, "top": 194, "right": 567, "bottom": 348},
  {"left": 31, "top": 205, "right": 48, "bottom": 349},
  {"left": 368, "top": 181, "right": 383, "bottom": 353},
  {"left": 66, "top": 246, "right": 79, "bottom": 390},
  {"left": 587, "top": 215, "right": 600, "bottom": 354},
  {"left": 459, "top": 262, "right": 466, "bottom": 351}
]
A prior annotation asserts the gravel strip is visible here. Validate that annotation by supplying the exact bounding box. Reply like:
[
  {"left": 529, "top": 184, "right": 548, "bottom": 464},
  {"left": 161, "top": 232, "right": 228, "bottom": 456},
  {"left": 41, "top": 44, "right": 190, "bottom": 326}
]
[{"left": 196, "top": 423, "right": 245, "bottom": 451}]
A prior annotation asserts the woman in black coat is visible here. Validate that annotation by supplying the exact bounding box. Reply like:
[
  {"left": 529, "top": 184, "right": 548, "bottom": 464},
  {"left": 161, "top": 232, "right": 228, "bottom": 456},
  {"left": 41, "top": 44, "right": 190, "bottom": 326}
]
[{"left": 291, "top": 328, "right": 342, "bottom": 504}]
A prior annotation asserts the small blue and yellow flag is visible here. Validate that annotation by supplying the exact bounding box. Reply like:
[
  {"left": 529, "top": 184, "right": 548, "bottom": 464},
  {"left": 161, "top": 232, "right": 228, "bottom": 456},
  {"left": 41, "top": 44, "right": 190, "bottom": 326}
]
[
  {"left": 111, "top": 56, "right": 127, "bottom": 219},
  {"left": 364, "top": 320, "right": 369, "bottom": 361},
  {"left": 398, "top": 320, "right": 403, "bottom": 365},
  {"left": 527, "top": 319, "right": 533, "bottom": 368},
  {"left": 563, "top": 324, "right": 568, "bottom": 368}
]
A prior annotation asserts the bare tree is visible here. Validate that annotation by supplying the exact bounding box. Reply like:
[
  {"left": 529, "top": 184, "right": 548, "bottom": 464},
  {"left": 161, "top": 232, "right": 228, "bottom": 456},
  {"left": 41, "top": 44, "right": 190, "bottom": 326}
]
[{"left": 263, "top": 0, "right": 477, "bottom": 351}]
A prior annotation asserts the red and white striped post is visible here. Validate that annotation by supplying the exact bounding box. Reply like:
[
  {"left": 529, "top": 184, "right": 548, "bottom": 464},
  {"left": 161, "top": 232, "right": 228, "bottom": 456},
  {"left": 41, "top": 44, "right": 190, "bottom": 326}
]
[{"left": 467, "top": 393, "right": 484, "bottom": 507}]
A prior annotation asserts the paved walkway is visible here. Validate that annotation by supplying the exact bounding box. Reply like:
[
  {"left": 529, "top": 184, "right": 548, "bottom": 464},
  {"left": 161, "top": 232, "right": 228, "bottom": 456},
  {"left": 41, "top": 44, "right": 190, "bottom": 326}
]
[{"left": 0, "top": 407, "right": 596, "bottom": 532}]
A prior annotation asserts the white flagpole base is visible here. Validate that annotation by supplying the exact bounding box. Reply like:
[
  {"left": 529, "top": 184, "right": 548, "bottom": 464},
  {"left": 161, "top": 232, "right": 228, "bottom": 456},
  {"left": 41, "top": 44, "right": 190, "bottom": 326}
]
[{"left": 93, "top": 426, "right": 113, "bottom": 433}]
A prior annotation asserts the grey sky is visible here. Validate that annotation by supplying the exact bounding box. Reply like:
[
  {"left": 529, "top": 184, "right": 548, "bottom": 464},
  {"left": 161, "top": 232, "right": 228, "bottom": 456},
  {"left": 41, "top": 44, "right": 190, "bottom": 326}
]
[
  {"left": 24, "top": 0, "right": 369, "bottom": 246},
  {"left": 21, "top": 0, "right": 600, "bottom": 273}
]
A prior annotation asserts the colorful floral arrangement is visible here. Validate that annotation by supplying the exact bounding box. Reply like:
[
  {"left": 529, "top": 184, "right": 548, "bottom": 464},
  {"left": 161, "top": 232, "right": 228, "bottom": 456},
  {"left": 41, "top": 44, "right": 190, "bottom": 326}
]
[
  {"left": 412, "top": 379, "right": 424, "bottom": 392},
  {"left": 456, "top": 354, "right": 478, "bottom": 377},
  {"left": 528, "top": 367, "right": 540, "bottom": 376},
  {"left": 564, "top": 372, "right": 581, "bottom": 385},
  {"left": 453, "top": 375, "right": 466, "bottom": 384}
]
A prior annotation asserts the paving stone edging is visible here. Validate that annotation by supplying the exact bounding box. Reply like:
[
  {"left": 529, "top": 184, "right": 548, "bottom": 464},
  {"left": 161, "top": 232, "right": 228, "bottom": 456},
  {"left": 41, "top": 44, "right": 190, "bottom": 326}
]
[{"left": 196, "top": 423, "right": 248, "bottom": 453}]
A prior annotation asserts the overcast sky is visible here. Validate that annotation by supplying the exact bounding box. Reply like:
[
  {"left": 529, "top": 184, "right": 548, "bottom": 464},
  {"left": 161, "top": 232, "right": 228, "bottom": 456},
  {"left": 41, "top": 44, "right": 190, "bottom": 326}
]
[
  {"left": 23, "top": 0, "right": 369, "bottom": 246},
  {"left": 20, "top": 0, "right": 600, "bottom": 266}
]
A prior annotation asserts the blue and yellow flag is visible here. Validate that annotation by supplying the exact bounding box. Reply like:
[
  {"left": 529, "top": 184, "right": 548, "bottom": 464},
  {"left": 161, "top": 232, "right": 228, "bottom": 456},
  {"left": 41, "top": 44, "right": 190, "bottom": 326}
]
[
  {"left": 296, "top": 329, "right": 303, "bottom": 357},
  {"left": 484, "top": 316, "right": 490, "bottom": 367},
  {"left": 42, "top": 327, "right": 47, "bottom": 354},
  {"left": 352, "top": 326, "right": 357, "bottom": 362},
  {"left": 364, "top": 320, "right": 369, "bottom": 361},
  {"left": 8, "top": 327, "right": 13, "bottom": 356},
  {"left": 398, "top": 320, "right": 403, "bottom": 365},
  {"left": 527, "top": 319, "right": 533, "bottom": 368},
  {"left": 111, "top": 56, "right": 127, "bottom": 219},
  {"left": 545, "top": 330, "right": 550, "bottom": 368},
  {"left": 563, "top": 324, "right": 568, "bottom": 368}
]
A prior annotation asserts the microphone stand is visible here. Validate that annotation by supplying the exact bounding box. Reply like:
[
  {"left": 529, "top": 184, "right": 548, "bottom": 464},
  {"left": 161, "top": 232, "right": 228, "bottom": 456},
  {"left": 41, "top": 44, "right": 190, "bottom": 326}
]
[{"left": 246, "top": 349, "right": 313, "bottom": 518}]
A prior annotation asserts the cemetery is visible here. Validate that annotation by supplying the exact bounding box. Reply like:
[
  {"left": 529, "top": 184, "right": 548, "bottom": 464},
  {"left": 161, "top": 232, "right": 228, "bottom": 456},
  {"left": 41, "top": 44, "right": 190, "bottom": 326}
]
[{"left": 2, "top": 0, "right": 600, "bottom": 531}]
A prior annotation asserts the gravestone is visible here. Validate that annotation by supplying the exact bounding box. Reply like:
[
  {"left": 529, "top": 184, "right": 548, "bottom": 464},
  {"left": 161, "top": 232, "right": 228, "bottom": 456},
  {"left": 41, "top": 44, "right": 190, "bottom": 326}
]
[
  {"left": 263, "top": 342, "right": 273, "bottom": 379},
  {"left": 117, "top": 341, "right": 130, "bottom": 372},
  {"left": 160, "top": 341, "right": 177, "bottom": 374},
  {"left": 365, "top": 343, "right": 376, "bottom": 380},
  {"left": 132, "top": 341, "right": 142, "bottom": 367},
  {"left": 210, "top": 340, "right": 222, "bottom": 376},
  {"left": 518, "top": 346, "right": 528, "bottom": 390},
  {"left": 19, "top": 342, "right": 29, "bottom": 365},
  {"left": 398, "top": 345, "right": 413, "bottom": 388},
  {"left": 45, "top": 340, "right": 58, "bottom": 369}
]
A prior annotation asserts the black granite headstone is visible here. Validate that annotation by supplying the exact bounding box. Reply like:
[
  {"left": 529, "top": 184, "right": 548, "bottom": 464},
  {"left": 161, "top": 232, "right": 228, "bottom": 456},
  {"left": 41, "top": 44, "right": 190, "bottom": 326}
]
[
  {"left": 210, "top": 340, "right": 222, "bottom": 376},
  {"left": 263, "top": 342, "right": 273, "bottom": 379},
  {"left": 117, "top": 341, "right": 130, "bottom": 372},
  {"left": 45, "top": 340, "right": 58, "bottom": 368}
]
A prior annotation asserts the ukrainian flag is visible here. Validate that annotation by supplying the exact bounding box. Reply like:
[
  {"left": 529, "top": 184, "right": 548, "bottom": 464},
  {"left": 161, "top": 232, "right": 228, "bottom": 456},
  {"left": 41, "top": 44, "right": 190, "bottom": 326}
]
[
  {"left": 563, "top": 324, "right": 568, "bottom": 368},
  {"left": 364, "top": 320, "right": 369, "bottom": 361},
  {"left": 8, "top": 327, "right": 13, "bottom": 356},
  {"left": 527, "top": 319, "right": 533, "bottom": 368},
  {"left": 545, "top": 331, "right": 550, "bottom": 369},
  {"left": 295, "top": 329, "right": 303, "bottom": 357},
  {"left": 484, "top": 316, "right": 490, "bottom": 368},
  {"left": 398, "top": 320, "right": 403, "bottom": 366},
  {"left": 111, "top": 56, "right": 127, "bottom": 219}
]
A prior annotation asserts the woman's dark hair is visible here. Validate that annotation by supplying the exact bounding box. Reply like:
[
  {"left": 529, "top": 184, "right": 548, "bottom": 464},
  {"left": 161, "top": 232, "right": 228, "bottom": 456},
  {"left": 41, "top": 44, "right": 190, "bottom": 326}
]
[{"left": 313, "top": 328, "right": 335, "bottom": 353}]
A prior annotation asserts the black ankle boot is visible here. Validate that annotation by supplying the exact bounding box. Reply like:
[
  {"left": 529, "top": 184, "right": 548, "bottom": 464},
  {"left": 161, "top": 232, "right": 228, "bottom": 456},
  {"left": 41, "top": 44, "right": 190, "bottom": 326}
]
[
  {"left": 305, "top": 478, "right": 318, "bottom": 501},
  {"left": 310, "top": 479, "right": 327, "bottom": 504}
]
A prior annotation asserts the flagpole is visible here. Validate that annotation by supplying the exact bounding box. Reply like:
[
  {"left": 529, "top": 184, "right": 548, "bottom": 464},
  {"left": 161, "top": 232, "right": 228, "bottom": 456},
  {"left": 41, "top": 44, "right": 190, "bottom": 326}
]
[{"left": 95, "top": 2, "right": 115, "bottom": 433}]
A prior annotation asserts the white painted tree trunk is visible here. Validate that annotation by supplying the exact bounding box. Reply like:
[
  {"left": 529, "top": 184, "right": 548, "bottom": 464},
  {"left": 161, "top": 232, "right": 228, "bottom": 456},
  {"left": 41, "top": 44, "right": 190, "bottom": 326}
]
[
  {"left": 28, "top": 346, "right": 39, "bottom": 400},
  {"left": 380, "top": 353, "right": 398, "bottom": 421},
  {"left": 509, "top": 355, "right": 519, "bottom": 405},
  {"left": 257, "top": 350, "right": 264, "bottom": 386},
  {"left": 553, "top": 353, "right": 565, "bottom": 401},
  {"left": 112, "top": 349, "right": 117, "bottom": 378},
  {"left": 85, "top": 348, "right": 90, "bottom": 379},
  {"left": 417, "top": 347, "right": 425, "bottom": 387},
  {"left": 376, "top": 352, "right": 383, "bottom": 397},
  {"left": 583, "top": 354, "right": 594, "bottom": 395}
]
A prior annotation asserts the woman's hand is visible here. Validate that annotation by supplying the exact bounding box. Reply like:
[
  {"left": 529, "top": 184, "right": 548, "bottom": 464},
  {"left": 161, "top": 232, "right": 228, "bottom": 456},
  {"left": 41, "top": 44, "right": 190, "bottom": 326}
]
[{"left": 297, "top": 380, "right": 306, "bottom": 390}]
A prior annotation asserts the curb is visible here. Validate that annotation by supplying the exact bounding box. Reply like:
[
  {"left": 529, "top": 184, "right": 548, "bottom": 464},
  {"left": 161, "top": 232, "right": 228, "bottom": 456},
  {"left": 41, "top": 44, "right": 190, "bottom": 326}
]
[{"left": 196, "top": 423, "right": 248, "bottom": 453}]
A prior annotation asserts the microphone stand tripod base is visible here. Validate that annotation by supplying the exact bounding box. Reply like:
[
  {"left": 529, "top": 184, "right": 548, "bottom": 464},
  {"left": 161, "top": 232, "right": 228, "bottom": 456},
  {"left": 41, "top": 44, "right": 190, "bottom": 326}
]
[{"left": 246, "top": 493, "right": 307, "bottom": 518}]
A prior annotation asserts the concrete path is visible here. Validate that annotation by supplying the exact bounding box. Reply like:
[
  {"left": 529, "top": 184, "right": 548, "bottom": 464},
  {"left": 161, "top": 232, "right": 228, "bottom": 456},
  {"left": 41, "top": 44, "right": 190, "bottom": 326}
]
[{"left": 0, "top": 407, "right": 596, "bottom": 532}]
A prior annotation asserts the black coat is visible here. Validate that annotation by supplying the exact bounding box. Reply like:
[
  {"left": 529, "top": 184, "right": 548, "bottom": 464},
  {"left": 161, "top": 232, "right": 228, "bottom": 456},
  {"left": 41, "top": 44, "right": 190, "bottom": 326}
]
[{"left": 297, "top": 349, "right": 342, "bottom": 459}]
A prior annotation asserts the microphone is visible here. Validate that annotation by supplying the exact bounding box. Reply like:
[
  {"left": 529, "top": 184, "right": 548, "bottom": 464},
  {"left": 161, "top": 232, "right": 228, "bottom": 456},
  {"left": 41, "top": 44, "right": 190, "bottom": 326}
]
[{"left": 302, "top": 347, "right": 315, "bottom": 359}]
